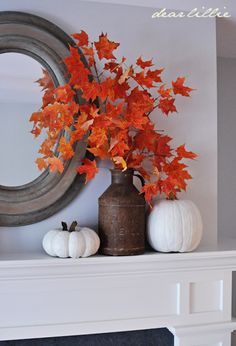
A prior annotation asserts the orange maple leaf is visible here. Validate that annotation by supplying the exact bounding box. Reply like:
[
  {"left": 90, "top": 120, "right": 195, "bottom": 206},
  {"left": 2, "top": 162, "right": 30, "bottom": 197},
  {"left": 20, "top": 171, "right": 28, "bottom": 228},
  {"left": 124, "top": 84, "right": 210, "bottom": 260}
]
[
  {"left": 55, "top": 84, "right": 75, "bottom": 103},
  {"left": 141, "top": 183, "right": 159, "bottom": 203},
  {"left": 88, "top": 127, "right": 107, "bottom": 147},
  {"left": 104, "top": 61, "right": 120, "bottom": 72},
  {"left": 176, "top": 144, "right": 197, "bottom": 160},
  {"left": 36, "top": 158, "right": 47, "bottom": 171},
  {"left": 98, "top": 104, "right": 116, "bottom": 120},
  {"left": 65, "top": 46, "right": 91, "bottom": 86},
  {"left": 81, "top": 80, "right": 100, "bottom": 101},
  {"left": 42, "top": 89, "right": 55, "bottom": 108},
  {"left": 87, "top": 104, "right": 100, "bottom": 118},
  {"left": 72, "top": 31, "right": 89, "bottom": 47},
  {"left": 172, "top": 77, "right": 193, "bottom": 97},
  {"left": 36, "top": 68, "right": 54, "bottom": 91},
  {"left": 58, "top": 137, "right": 74, "bottom": 160},
  {"left": 39, "top": 138, "right": 55, "bottom": 157},
  {"left": 159, "top": 178, "right": 177, "bottom": 198},
  {"left": 70, "top": 112, "right": 88, "bottom": 144},
  {"left": 77, "top": 159, "right": 98, "bottom": 183},
  {"left": 83, "top": 46, "right": 95, "bottom": 65},
  {"left": 136, "top": 56, "right": 154, "bottom": 69},
  {"left": 118, "top": 66, "right": 133, "bottom": 84},
  {"left": 127, "top": 153, "right": 145, "bottom": 169},
  {"left": 99, "top": 77, "right": 115, "bottom": 102},
  {"left": 93, "top": 115, "right": 112, "bottom": 129},
  {"left": 155, "top": 135, "right": 172, "bottom": 157},
  {"left": 126, "top": 111, "right": 149, "bottom": 130},
  {"left": 134, "top": 71, "right": 154, "bottom": 88},
  {"left": 30, "top": 111, "right": 41, "bottom": 123},
  {"left": 127, "top": 87, "right": 154, "bottom": 115},
  {"left": 94, "top": 33, "right": 120, "bottom": 60},
  {"left": 158, "top": 85, "right": 172, "bottom": 98},
  {"left": 48, "top": 157, "right": 64, "bottom": 173},
  {"left": 163, "top": 158, "right": 193, "bottom": 192},
  {"left": 113, "top": 67, "right": 130, "bottom": 98},
  {"left": 31, "top": 127, "right": 41, "bottom": 138},
  {"left": 146, "top": 69, "right": 164, "bottom": 83},
  {"left": 108, "top": 137, "right": 119, "bottom": 152},
  {"left": 158, "top": 98, "right": 177, "bottom": 115},
  {"left": 134, "top": 128, "right": 158, "bottom": 152},
  {"left": 110, "top": 140, "right": 129, "bottom": 157}
]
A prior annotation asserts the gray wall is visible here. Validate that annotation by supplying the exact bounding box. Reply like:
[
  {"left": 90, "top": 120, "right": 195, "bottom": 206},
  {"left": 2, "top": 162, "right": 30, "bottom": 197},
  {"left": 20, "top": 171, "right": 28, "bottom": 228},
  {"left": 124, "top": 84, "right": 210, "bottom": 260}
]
[
  {"left": 0, "top": 0, "right": 218, "bottom": 254},
  {"left": 218, "top": 57, "right": 236, "bottom": 239},
  {"left": 217, "top": 57, "right": 236, "bottom": 346}
]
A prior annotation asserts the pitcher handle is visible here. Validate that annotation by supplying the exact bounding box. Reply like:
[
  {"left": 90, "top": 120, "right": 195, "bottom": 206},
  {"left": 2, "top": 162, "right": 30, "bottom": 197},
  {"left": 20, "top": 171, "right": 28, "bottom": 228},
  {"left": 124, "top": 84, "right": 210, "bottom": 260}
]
[{"left": 133, "top": 173, "right": 145, "bottom": 187}]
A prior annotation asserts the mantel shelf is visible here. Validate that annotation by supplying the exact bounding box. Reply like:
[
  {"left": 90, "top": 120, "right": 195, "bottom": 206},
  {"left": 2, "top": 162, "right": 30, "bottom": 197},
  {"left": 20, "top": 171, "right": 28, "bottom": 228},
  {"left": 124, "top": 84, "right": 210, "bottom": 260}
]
[{"left": 1, "top": 236, "right": 236, "bottom": 276}]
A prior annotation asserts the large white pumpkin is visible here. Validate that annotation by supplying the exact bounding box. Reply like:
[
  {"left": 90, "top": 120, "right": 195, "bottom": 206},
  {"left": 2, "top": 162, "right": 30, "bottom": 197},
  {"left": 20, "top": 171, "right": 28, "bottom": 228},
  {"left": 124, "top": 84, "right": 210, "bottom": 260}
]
[
  {"left": 147, "top": 200, "right": 203, "bottom": 253},
  {"left": 42, "top": 222, "right": 100, "bottom": 258}
]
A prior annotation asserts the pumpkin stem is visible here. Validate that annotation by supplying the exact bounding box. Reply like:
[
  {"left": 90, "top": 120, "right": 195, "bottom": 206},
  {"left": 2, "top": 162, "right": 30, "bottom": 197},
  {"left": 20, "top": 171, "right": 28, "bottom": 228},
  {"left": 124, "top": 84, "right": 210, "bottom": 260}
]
[
  {"left": 69, "top": 221, "right": 78, "bottom": 232},
  {"left": 167, "top": 192, "right": 178, "bottom": 201},
  {"left": 61, "top": 221, "right": 68, "bottom": 231}
]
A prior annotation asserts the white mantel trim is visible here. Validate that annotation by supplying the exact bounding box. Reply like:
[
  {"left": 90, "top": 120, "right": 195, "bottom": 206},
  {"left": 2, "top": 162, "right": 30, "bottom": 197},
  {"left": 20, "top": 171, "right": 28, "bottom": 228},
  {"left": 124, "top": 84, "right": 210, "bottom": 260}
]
[
  {"left": 1, "top": 246, "right": 236, "bottom": 280},
  {"left": 1, "top": 239, "right": 236, "bottom": 343}
]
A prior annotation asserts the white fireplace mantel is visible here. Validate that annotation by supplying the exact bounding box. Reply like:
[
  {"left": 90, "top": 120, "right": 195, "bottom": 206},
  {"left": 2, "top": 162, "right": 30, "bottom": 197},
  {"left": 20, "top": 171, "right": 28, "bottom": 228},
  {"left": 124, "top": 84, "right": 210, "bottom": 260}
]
[{"left": 1, "top": 238, "right": 236, "bottom": 346}]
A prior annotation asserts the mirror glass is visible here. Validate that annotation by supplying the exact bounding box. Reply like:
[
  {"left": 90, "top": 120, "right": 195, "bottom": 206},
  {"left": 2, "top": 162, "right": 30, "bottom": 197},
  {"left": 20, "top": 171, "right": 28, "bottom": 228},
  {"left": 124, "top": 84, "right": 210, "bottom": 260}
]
[{"left": 0, "top": 52, "right": 52, "bottom": 187}]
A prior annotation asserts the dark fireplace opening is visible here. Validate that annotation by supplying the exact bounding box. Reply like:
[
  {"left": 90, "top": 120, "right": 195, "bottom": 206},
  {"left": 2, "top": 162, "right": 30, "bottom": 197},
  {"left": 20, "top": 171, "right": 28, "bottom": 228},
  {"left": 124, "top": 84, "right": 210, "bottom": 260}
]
[{"left": 0, "top": 328, "right": 173, "bottom": 346}]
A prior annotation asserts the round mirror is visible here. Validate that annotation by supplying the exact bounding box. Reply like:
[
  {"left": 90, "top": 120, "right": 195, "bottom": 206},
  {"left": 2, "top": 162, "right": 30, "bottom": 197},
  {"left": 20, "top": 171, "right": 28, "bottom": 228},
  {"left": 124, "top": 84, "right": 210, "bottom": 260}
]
[
  {"left": 0, "top": 12, "right": 90, "bottom": 226},
  {"left": 0, "top": 52, "right": 50, "bottom": 186}
]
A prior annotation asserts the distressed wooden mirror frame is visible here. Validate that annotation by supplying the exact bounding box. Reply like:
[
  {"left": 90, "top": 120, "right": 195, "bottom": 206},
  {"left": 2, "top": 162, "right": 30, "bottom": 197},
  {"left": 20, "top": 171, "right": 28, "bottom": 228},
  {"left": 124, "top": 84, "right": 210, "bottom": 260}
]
[{"left": 0, "top": 11, "right": 89, "bottom": 226}]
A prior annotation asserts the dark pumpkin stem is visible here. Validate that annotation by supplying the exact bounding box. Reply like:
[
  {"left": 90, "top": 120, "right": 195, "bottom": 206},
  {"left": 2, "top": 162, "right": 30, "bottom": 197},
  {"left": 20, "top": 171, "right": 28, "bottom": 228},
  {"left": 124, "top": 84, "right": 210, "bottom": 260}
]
[
  {"left": 61, "top": 221, "right": 68, "bottom": 231},
  {"left": 167, "top": 192, "right": 178, "bottom": 201},
  {"left": 69, "top": 221, "right": 78, "bottom": 232}
]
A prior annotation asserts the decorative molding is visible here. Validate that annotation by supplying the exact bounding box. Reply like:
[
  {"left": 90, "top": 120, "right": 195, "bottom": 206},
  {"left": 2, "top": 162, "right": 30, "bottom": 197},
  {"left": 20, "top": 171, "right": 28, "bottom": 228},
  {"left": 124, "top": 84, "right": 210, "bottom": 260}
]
[
  {"left": 169, "top": 319, "right": 236, "bottom": 337},
  {"left": 1, "top": 245, "right": 236, "bottom": 279}
]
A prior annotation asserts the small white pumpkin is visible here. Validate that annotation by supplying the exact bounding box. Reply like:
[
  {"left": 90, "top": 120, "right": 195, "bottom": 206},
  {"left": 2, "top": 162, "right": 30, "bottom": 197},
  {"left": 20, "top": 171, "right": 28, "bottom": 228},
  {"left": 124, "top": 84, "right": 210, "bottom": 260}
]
[
  {"left": 147, "top": 199, "right": 203, "bottom": 253},
  {"left": 42, "top": 221, "right": 100, "bottom": 258}
]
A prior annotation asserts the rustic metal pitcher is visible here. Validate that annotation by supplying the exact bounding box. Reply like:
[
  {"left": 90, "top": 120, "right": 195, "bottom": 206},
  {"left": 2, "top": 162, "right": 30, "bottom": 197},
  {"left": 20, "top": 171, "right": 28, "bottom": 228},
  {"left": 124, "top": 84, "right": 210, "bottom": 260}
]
[{"left": 98, "top": 169, "right": 146, "bottom": 256}]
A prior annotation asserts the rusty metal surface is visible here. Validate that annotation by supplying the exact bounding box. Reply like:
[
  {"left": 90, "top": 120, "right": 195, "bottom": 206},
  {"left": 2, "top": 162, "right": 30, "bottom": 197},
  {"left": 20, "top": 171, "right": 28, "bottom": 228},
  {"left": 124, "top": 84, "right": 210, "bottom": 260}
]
[{"left": 99, "top": 169, "right": 146, "bottom": 256}]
